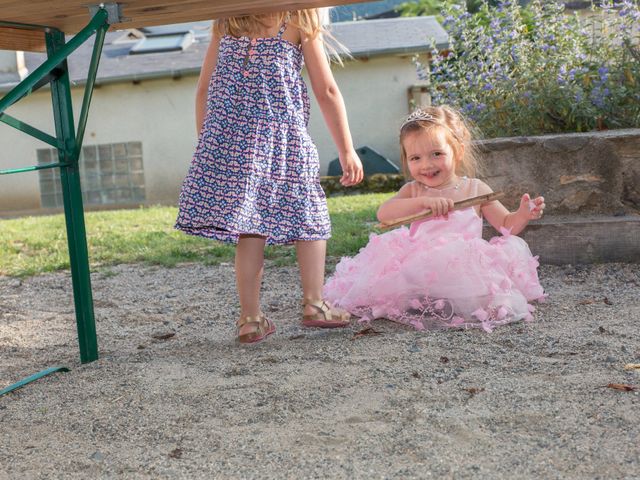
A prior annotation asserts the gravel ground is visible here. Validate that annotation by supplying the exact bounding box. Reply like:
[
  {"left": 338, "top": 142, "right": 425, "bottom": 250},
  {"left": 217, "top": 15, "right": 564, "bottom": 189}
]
[{"left": 1, "top": 261, "right": 639, "bottom": 479}]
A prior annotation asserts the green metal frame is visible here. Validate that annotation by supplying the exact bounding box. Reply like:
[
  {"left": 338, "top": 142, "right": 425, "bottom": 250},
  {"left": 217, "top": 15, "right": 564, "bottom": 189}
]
[
  {"left": 0, "top": 366, "right": 69, "bottom": 396},
  {"left": 1, "top": 8, "right": 110, "bottom": 370}
]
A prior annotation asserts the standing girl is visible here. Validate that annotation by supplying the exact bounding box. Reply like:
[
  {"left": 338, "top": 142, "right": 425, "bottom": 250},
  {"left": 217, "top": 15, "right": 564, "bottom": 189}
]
[
  {"left": 324, "top": 105, "right": 546, "bottom": 332},
  {"left": 175, "top": 10, "right": 363, "bottom": 343}
]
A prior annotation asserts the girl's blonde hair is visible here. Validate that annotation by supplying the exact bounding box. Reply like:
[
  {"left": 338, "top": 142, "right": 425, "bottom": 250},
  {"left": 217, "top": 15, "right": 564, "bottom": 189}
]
[
  {"left": 399, "top": 105, "right": 481, "bottom": 179},
  {"left": 213, "top": 9, "right": 346, "bottom": 63},
  {"left": 213, "top": 10, "right": 322, "bottom": 39}
]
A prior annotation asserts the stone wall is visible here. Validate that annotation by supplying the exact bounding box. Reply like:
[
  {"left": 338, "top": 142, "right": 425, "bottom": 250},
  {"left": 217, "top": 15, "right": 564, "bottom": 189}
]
[
  {"left": 321, "top": 129, "right": 640, "bottom": 217},
  {"left": 477, "top": 128, "right": 640, "bottom": 215}
]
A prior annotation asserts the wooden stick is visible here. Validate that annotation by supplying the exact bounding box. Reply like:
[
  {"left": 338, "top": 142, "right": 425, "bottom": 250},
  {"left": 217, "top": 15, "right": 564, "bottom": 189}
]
[{"left": 375, "top": 191, "right": 505, "bottom": 230}]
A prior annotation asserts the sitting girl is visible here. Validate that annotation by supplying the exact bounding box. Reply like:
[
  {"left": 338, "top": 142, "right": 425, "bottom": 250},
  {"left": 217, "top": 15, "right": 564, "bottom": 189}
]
[{"left": 324, "top": 105, "right": 546, "bottom": 332}]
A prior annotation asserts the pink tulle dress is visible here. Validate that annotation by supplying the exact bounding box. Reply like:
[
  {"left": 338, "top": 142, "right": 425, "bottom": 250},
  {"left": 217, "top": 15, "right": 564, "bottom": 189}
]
[{"left": 323, "top": 178, "right": 545, "bottom": 332}]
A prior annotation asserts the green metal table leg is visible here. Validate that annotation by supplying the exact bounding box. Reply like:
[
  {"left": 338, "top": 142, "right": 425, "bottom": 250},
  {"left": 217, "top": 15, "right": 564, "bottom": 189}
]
[
  {"left": 46, "top": 29, "right": 98, "bottom": 364},
  {"left": 1, "top": 9, "right": 109, "bottom": 364},
  {"left": 0, "top": 367, "right": 70, "bottom": 397}
]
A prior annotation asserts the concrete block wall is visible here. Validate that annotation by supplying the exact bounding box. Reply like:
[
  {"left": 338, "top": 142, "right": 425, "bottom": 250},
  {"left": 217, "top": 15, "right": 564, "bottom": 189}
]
[
  {"left": 476, "top": 129, "right": 640, "bottom": 264},
  {"left": 477, "top": 129, "right": 640, "bottom": 216}
]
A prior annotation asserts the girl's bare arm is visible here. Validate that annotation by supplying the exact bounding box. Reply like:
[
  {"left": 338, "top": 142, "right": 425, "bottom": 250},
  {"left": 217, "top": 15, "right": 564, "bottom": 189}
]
[
  {"left": 377, "top": 183, "right": 454, "bottom": 223},
  {"left": 478, "top": 181, "right": 545, "bottom": 235},
  {"left": 195, "top": 29, "right": 221, "bottom": 134},
  {"left": 302, "top": 33, "right": 363, "bottom": 186}
]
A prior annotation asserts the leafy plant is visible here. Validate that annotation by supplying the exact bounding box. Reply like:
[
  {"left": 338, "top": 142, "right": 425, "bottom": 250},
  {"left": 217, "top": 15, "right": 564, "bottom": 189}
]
[
  {"left": 397, "top": 0, "right": 504, "bottom": 16},
  {"left": 418, "top": 0, "right": 640, "bottom": 136}
]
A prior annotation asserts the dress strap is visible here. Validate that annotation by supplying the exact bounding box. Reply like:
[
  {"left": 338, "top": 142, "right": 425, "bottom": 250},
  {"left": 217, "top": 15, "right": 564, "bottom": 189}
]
[
  {"left": 469, "top": 177, "right": 479, "bottom": 197},
  {"left": 277, "top": 14, "right": 290, "bottom": 38}
]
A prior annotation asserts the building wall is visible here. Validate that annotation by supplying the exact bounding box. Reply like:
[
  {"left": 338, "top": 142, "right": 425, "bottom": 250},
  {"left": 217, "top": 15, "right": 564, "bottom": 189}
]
[
  {"left": 0, "top": 92, "right": 56, "bottom": 212},
  {"left": 0, "top": 54, "right": 419, "bottom": 215},
  {"left": 0, "top": 77, "right": 199, "bottom": 214},
  {"left": 306, "top": 54, "right": 416, "bottom": 170}
]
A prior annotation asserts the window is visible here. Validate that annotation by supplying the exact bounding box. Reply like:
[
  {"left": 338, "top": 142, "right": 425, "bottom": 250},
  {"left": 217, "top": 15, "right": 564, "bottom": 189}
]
[
  {"left": 38, "top": 142, "right": 145, "bottom": 208},
  {"left": 408, "top": 82, "right": 431, "bottom": 111},
  {"left": 129, "top": 31, "right": 194, "bottom": 55}
]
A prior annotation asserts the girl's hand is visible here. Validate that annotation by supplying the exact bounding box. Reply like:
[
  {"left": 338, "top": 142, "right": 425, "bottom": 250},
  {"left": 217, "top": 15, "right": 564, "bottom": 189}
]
[
  {"left": 517, "top": 193, "right": 545, "bottom": 221},
  {"left": 339, "top": 149, "right": 364, "bottom": 186},
  {"left": 422, "top": 196, "right": 455, "bottom": 217}
]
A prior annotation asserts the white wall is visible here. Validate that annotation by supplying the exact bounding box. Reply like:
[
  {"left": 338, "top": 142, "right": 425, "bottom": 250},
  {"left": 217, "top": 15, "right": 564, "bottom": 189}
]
[
  {"left": 306, "top": 54, "right": 416, "bottom": 168},
  {"left": 1, "top": 92, "right": 59, "bottom": 212},
  {"left": 0, "top": 77, "right": 198, "bottom": 214},
  {"left": 0, "top": 53, "right": 419, "bottom": 215}
]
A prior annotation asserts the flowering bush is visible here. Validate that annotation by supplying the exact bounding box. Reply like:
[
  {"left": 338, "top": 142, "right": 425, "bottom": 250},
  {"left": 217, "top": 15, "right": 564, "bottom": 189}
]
[{"left": 421, "top": 0, "right": 640, "bottom": 137}]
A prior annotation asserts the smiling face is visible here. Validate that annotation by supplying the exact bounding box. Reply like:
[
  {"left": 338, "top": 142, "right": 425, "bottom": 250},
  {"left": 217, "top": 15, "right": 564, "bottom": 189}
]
[{"left": 402, "top": 126, "right": 460, "bottom": 189}]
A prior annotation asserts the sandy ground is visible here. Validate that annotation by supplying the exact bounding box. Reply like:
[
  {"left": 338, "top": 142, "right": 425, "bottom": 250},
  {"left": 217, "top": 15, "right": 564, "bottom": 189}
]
[{"left": 1, "top": 261, "right": 639, "bottom": 479}]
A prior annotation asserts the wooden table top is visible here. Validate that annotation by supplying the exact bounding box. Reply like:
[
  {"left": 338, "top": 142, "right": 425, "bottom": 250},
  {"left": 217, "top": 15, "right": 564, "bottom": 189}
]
[{"left": 0, "top": 0, "right": 364, "bottom": 51}]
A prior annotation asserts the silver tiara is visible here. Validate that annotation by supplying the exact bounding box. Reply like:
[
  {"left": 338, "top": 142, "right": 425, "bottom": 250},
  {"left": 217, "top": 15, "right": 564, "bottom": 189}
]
[{"left": 401, "top": 109, "right": 436, "bottom": 129}]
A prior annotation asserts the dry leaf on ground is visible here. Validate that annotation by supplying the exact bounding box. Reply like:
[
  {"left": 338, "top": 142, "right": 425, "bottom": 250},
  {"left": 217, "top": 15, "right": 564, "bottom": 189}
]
[
  {"left": 605, "top": 383, "right": 636, "bottom": 392},
  {"left": 152, "top": 332, "right": 176, "bottom": 341},
  {"left": 579, "top": 297, "right": 613, "bottom": 305},
  {"left": 168, "top": 448, "right": 183, "bottom": 459},
  {"left": 351, "top": 327, "right": 382, "bottom": 340},
  {"left": 464, "top": 387, "right": 485, "bottom": 396}
]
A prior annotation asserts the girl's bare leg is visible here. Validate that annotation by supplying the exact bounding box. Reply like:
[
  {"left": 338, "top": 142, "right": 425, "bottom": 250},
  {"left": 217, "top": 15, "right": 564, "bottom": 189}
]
[
  {"left": 295, "top": 240, "right": 327, "bottom": 316},
  {"left": 235, "top": 235, "right": 266, "bottom": 319}
]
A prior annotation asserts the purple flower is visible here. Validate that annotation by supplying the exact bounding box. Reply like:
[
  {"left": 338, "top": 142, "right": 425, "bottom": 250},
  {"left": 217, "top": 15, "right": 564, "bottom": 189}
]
[
  {"left": 598, "top": 66, "right": 609, "bottom": 83},
  {"left": 558, "top": 65, "right": 568, "bottom": 85},
  {"left": 590, "top": 86, "right": 608, "bottom": 108}
]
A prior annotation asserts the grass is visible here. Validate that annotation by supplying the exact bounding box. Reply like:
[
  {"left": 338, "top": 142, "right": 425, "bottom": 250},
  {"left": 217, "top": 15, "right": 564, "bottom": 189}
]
[{"left": 0, "top": 193, "right": 393, "bottom": 277}]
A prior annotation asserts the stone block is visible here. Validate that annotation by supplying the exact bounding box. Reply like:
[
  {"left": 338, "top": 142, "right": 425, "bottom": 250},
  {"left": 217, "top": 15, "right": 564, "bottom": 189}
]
[
  {"left": 478, "top": 129, "right": 640, "bottom": 216},
  {"left": 483, "top": 214, "right": 640, "bottom": 264}
]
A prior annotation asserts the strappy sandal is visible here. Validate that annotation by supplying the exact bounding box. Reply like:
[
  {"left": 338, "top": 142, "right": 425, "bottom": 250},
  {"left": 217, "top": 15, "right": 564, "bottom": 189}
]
[
  {"left": 301, "top": 299, "right": 351, "bottom": 328},
  {"left": 237, "top": 314, "right": 276, "bottom": 344}
]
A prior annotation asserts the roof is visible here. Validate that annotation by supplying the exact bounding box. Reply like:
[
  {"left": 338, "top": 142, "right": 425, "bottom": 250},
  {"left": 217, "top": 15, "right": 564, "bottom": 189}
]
[
  {"left": 0, "top": 71, "right": 20, "bottom": 86},
  {"left": 1, "top": 24, "right": 211, "bottom": 91},
  {"left": 0, "top": 16, "right": 447, "bottom": 92},
  {"left": 330, "top": 0, "right": 407, "bottom": 22},
  {"left": 329, "top": 16, "right": 448, "bottom": 57}
]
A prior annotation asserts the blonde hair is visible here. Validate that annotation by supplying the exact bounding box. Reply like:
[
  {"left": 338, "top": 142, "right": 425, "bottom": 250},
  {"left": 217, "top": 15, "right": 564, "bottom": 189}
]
[
  {"left": 213, "top": 10, "right": 320, "bottom": 39},
  {"left": 399, "top": 105, "right": 481, "bottom": 179},
  {"left": 213, "top": 9, "right": 346, "bottom": 64}
]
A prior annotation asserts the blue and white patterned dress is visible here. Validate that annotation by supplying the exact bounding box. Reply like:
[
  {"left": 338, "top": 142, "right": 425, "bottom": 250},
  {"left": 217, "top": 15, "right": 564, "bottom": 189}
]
[{"left": 175, "top": 19, "right": 331, "bottom": 245}]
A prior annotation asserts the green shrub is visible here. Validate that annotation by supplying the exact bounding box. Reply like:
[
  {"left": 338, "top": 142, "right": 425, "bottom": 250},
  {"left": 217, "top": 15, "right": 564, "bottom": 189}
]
[
  {"left": 320, "top": 174, "right": 405, "bottom": 196},
  {"left": 422, "top": 0, "right": 640, "bottom": 136}
]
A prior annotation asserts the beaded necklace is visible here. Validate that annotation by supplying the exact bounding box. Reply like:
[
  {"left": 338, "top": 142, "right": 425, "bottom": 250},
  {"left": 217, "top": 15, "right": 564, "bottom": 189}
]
[{"left": 420, "top": 176, "right": 467, "bottom": 191}]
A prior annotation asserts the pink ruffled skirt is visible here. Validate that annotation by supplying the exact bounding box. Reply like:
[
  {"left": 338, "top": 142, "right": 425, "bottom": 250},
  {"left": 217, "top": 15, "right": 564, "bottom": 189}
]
[{"left": 324, "top": 208, "right": 545, "bottom": 332}]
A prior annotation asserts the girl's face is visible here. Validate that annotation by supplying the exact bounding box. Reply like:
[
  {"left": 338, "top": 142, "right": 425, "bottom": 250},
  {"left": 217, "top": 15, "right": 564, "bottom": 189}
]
[{"left": 403, "top": 127, "right": 459, "bottom": 189}]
